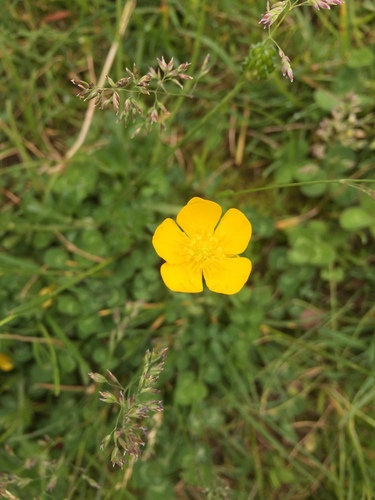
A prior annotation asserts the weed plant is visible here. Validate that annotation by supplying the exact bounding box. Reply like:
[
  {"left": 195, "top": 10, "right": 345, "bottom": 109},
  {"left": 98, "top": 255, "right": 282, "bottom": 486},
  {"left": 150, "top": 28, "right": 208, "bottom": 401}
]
[{"left": 1, "top": 0, "right": 375, "bottom": 499}]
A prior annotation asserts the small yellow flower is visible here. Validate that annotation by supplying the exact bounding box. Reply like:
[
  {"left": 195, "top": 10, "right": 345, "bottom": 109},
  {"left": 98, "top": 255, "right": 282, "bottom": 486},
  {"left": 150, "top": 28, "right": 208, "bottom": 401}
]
[
  {"left": 39, "top": 285, "right": 57, "bottom": 309},
  {"left": 152, "top": 197, "right": 252, "bottom": 294},
  {"left": 0, "top": 353, "right": 14, "bottom": 372}
]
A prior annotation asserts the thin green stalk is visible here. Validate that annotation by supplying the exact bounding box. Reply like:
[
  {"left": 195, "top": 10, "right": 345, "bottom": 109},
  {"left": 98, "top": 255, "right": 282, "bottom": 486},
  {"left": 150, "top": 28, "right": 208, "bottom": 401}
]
[
  {"left": 329, "top": 263, "right": 338, "bottom": 332},
  {"left": 348, "top": 418, "right": 373, "bottom": 500},
  {"left": 4, "top": 100, "right": 31, "bottom": 163},
  {"left": 250, "top": 426, "right": 264, "bottom": 499},
  {"left": 38, "top": 321, "right": 60, "bottom": 396},
  {"left": 45, "top": 313, "right": 90, "bottom": 384},
  {"left": 219, "top": 178, "right": 373, "bottom": 196}
]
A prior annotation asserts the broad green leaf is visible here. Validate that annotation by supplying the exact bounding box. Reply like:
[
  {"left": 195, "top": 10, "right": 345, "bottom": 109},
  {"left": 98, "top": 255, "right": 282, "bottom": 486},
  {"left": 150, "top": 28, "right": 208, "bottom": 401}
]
[
  {"left": 339, "top": 207, "right": 372, "bottom": 231},
  {"left": 347, "top": 47, "right": 374, "bottom": 68},
  {"left": 314, "top": 90, "right": 340, "bottom": 111}
]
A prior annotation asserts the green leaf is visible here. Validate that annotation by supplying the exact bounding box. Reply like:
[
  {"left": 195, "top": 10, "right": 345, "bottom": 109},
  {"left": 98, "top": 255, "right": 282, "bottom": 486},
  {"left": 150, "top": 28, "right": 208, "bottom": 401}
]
[
  {"left": 295, "top": 164, "right": 327, "bottom": 197},
  {"left": 320, "top": 267, "right": 344, "bottom": 282},
  {"left": 77, "top": 315, "right": 102, "bottom": 338},
  {"left": 175, "top": 371, "right": 208, "bottom": 406},
  {"left": 310, "top": 241, "right": 336, "bottom": 266},
  {"left": 0, "top": 253, "right": 39, "bottom": 272},
  {"left": 57, "top": 294, "right": 82, "bottom": 316},
  {"left": 44, "top": 248, "right": 69, "bottom": 268},
  {"left": 287, "top": 237, "right": 315, "bottom": 265},
  {"left": 347, "top": 47, "right": 374, "bottom": 68},
  {"left": 78, "top": 230, "right": 109, "bottom": 256},
  {"left": 314, "top": 90, "right": 340, "bottom": 111},
  {"left": 339, "top": 207, "right": 372, "bottom": 231}
]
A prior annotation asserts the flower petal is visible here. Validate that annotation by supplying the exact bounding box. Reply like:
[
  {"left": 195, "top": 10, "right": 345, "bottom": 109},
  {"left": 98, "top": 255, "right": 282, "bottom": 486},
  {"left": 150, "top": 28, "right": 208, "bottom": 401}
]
[
  {"left": 214, "top": 208, "right": 252, "bottom": 255},
  {"left": 203, "top": 257, "right": 252, "bottom": 295},
  {"left": 160, "top": 263, "right": 203, "bottom": 293},
  {"left": 152, "top": 218, "right": 189, "bottom": 264},
  {"left": 177, "top": 197, "right": 222, "bottom": 237}
]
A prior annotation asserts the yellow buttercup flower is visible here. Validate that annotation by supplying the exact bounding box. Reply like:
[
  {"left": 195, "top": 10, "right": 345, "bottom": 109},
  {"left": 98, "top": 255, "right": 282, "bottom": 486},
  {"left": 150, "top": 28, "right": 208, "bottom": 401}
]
[
  {"left": 152, "top": 197, "right": 252, "bottom": 294},
  {"left": 0, "top": 353, "right": 14, "bottom": 372}
]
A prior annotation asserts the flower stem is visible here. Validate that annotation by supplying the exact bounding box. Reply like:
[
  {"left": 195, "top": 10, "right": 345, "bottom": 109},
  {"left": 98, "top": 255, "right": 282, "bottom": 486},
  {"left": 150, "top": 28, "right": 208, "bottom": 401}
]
[{"left": 219, "top": 178, "right": 374, "bottom": 197}]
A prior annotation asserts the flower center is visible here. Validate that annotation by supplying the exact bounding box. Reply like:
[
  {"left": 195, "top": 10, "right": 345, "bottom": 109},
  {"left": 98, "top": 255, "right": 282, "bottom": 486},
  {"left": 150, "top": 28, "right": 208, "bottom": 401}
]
[{"left": 185, "top": 232, "right": 223, "bottom": 267}]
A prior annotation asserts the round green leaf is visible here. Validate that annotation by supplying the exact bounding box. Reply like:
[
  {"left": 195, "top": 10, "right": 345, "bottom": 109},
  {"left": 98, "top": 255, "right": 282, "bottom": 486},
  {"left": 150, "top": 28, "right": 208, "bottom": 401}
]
[
  {"left": 33, "top": 232, "right": 54, "bottom": 250},
  {"left": 295, "top": 164, "right": 326, "bottom": 197},
  {"left": 57, "top": 294, "right": 82, "bottom": 316},
  {"left": 93, "top": 347, "right": 108, "bottom": 364},
  {"left": 320, "top": 267, "right": 344, "bottom": 282},
  {"left": 52, "top": 164, "right": 98, "bottom": 201},
  {"left": 79, "top": 230, "right": 109, "bottom": 256},
  {"left": 203, "top": 363, "right": 221, "bottom": 384},
  {"left": 2, "top": 235, "right": 22, "bottom": 250},
  {"left": 44, "top": 248, "right": 69, "bottom": 268},
  {"left": 339, "top": 207, "right": 372, "bottom": 231},
  {"left": 314, "top": 90, "right": 340, "bottom": 111},
  {"left": 58, "top": 351, "right": 77, "bottom": 373},
  {"left": 175, "top": 371, "right": 208, "bottom": 406},
  {"left": 347, "top": 47, "right": 374, "bottom": 68},
  {"left": 77, "top": 315, "right": 102, "bottom": 338},
  {"left": 311, "top": 241, "right": 336, "bottom": 266},
  {"left": 287, "top": 237, "right": 315, "bottom": 265}
]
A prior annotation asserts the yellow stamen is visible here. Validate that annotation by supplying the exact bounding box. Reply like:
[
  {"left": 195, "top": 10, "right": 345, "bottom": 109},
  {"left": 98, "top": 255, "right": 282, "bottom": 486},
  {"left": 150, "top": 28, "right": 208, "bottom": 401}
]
[{"left": 184, "top": 232, "right": 223, "bottom": 267}]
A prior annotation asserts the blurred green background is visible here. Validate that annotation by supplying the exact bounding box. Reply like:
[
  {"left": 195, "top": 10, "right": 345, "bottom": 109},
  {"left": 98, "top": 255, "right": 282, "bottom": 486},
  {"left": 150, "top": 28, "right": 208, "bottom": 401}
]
[{"left": 1, "top": 0, "right": 375, "bottom": 498}]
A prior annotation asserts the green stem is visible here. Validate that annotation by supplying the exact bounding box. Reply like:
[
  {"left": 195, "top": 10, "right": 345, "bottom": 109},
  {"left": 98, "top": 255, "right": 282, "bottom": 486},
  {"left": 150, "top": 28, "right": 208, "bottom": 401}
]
[
  {"left": 219, "top": 178, "right": 373, "bottom": 197},
  {"left": 45, "top": 313, "right": 90, "bottom": 384},
  {"left": 38, "top": 321, "right": 60, "bottom": 396}
]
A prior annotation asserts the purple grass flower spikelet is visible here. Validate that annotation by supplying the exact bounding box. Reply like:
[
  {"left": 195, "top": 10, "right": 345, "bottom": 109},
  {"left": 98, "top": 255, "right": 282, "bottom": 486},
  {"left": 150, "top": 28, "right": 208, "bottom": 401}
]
[
  {"left": 91, "top": 348, "right": 167, "bottom": 469},
  {"left": 259, "top": 1, "right": 287, "bottom": 29},
  {"left": 88, "top": 372, "right": 107, "bottom": 383},
  {"left": 72, "top": 56, "right": 193, "bottom": 133},
  {"left": 258, "top": 0, "right": 343, "bottom": 84},
  {"left": 309, "top": 0, "right": 344, "bottom": 9},
  {"left": 279, "top": 49, "right": 293, "bottom": 82}
]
